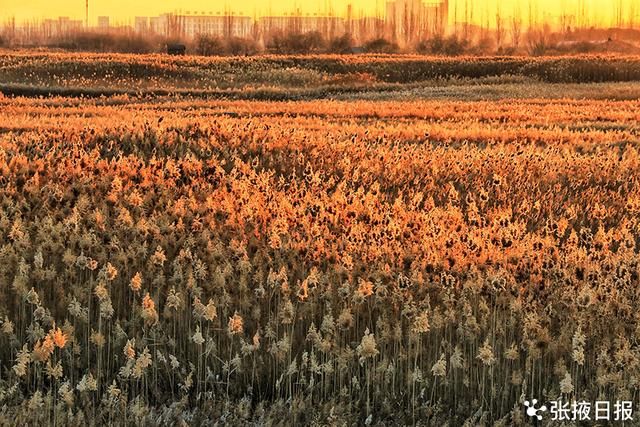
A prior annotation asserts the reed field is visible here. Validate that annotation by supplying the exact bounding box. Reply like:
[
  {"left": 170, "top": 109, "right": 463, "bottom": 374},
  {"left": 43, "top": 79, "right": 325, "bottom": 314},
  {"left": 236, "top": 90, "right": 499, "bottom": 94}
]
[{"left": 0, "top": 52, "right": 640, "bottom": 425}]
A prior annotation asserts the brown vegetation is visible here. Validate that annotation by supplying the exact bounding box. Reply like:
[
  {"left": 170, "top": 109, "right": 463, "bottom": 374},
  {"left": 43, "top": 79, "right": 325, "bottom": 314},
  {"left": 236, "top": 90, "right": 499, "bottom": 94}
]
[{"left": 0, "top": 52, "right": 639, "bottom": 425}]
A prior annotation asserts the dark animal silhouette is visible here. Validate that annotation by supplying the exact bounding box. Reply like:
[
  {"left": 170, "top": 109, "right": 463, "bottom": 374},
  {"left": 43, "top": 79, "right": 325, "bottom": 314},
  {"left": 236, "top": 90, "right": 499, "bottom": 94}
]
[{"left": 167, "top": 44, "right": 186, "bottom": 55}]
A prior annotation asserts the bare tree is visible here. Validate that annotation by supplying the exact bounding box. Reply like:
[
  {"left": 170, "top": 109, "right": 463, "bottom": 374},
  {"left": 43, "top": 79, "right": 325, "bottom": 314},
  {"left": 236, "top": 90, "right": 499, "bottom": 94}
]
[
  {"left": 463, "top": 0, "right": 470, "bottom": 40},
  {"left": 2, "top": 17, "right": 16, "bottom": 46},
  {"left": 452, "top": 0, "right": 459, "bottom": 38},
  {"left": 223, "top": 10, "right": 234, "bottom": 39},
  {"left": 166, "top": 14, "right": 181, "bottom": 39},
  {"left": 251, "top": 12, "right": 260, "bottom": 43},
  {"left": 437, "top": 0, "right": 448, "bottom": 37},
  {"left": 402, "top": 1, "right": 409, "bottom": 46},
  {"left": 495, "top": 3, "right": 505, "bottom": 48},
  {"left": 511, "top": 13, "right": 522, "bottom": 48},
  {"left": 559, "top": 12, "right": 573, "bottom": 39},
  {"left": 617, "top": 0, "right": 623, "bottom": 28},
  {"left": 577, "top": 0, "right": 586, "bottom": 29},
  {"left": 359, "top": 13, "right": 373, "bottom": 44}
]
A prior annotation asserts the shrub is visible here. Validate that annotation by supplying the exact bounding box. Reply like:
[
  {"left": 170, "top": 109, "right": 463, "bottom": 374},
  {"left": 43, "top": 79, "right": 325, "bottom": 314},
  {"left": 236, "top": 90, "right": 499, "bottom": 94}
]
[
  {"left": 574, "top": 41, "right": 597, "bottom": 53},
  {"left": 328, "top": 33, "right": 355, "bottom": 54},
  {"left": 416, "top": 36, "right": 441, "bottom": 54},
  {"left": 226, "top": 37, "right": 259, "bottom": 56},
  {"left": 50, "top": 32, "right": 157, "bottom": 54},
  {"left": 112, "top": 34, "right": 156, "bottom": 54},
  {"left": 528, "top": 39, "right": 549, "bottom": 56},
  {"left": 469, "top": 37, "right": 495, "bottom": 55},
  {"left": 267, "top": 31, "right": 326, "bottom": 54},
  {"left": 363, "top": 38, "right": 399, "bottom": 54},
  {"left": 195, "top": 34, "right": 224, "bottom": 56},
  {"left": 496, "top": 45, "right": 518, "bottom": 55},
  {"left": 416, "top": 35, "right": 468, "bottom": 56},
  {"left": 527, "top": 32, "right": 556, "bottom": 56}
]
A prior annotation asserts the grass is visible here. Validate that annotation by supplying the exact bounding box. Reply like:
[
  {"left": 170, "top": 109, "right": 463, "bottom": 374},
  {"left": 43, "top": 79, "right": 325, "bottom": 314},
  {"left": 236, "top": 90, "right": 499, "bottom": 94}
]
[{"left": 0, "top": 51, "right": 638, "bottom": 425}]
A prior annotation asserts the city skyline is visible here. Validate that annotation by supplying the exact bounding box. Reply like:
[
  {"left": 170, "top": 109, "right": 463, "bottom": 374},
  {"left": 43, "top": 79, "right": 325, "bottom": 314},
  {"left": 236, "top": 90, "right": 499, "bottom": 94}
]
[
  {"left": 20, "top": 2, "right": 449, "bottom": 47},
  {"left": 2, "top": 0, "right": 638, "bottom": 29}
]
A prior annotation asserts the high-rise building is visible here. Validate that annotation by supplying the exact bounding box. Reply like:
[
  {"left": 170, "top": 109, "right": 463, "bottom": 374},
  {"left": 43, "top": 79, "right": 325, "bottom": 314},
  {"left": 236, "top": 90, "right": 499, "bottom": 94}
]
[
  {"left": 97, "top": 16, "right": 110, "bottom": 30},
  {"left": 159, "top": 13, "right": 253, "bottom": 39},
  {"left": 134, "top": 17, "right": 149, "bottom": 33},
  {"left": 149, "top": 16, "right": 167, "bottom": 35},
  {"left": 259, "top": 15, "right": 345, "bottom": 40},
  {"left": 42, "top": 17, "right": 83, "bottom": 38}
]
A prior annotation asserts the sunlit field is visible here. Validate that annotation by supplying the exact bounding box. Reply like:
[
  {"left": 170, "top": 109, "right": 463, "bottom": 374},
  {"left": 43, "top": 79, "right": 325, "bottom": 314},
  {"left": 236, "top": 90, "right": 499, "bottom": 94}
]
[{"left": 1, "top": 52, "right": 640, "bottom": 425}]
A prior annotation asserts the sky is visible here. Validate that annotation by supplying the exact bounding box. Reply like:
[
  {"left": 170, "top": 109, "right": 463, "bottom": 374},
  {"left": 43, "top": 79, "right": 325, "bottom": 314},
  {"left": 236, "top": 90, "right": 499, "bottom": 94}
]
[{"left": 0, "top": 0, "right": 636, "bottom": 28}]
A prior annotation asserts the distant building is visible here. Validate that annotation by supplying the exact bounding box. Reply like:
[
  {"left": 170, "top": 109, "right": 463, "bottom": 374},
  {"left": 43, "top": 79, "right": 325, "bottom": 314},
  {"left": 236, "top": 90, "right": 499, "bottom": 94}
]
[
  {"left": 149, "top": 16, "right": 167, "bottom": 35},
  {"left": 42, "top": 17, "right": 83, "bottom": 38},
  {"left": 259, "top": 15, "right": 345, "bottom": 39},
  {"left": 97, "top": 16, "right": 110, "bottom": 30},
  {"left": 123, "top": 3, "right": 449, "bottom": 43},
  {"left": 158, "top": 13, "right": 253, "bottom": 39},
  {"left": 135, "top": 17, "right": 149, "bottom": 34}
]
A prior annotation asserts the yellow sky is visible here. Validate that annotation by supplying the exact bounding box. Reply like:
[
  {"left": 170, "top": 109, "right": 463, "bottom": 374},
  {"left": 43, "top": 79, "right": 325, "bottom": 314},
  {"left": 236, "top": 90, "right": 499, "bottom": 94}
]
[{"left": 0, "top": 0, "right": 635, "bottom": 27}]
